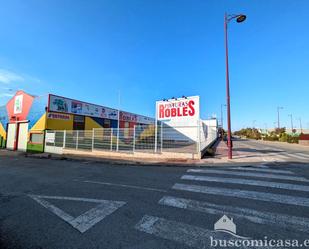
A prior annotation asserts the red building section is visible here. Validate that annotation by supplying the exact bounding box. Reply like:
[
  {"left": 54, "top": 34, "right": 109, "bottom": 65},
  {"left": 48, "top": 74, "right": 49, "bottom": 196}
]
[{"left": 6, "top": 91, "right": 35, "bottom": 123}]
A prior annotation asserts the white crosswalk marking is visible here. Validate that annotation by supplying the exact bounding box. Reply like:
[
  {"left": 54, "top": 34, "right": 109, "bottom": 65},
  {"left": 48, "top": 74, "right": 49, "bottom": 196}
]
[
  {"left": 181, "top": 175, "right": 309, "bottom": 192},
  {"left": 283, "top": 153, "right": 309, "bottom": 160},
  {"left": 272, "top": 154, "right": 289, "bottom": 161},
  {"left": 228, "top": 167, "right": 293, "bottom": 174},
  {"left": 275, "top": 153, "right": 290, "bottom": 158},
  {"left": 159, "top": 196, "right": 309, "bottom": 233},
  {"left": 135, "top": 215, "right": 256, "bottom": 249},
  {"left": 187, "top": 169, "right": 309, "bottom": 182},
  {"left": 172, "top": 183, "right": 309, "bottom": 207},
  {"left": 295, "top": 152, "right": 309, "bottom": 158}
]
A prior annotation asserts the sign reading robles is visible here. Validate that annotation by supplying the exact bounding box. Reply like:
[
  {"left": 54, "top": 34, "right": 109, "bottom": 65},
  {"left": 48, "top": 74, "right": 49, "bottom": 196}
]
[{"left": 156, "top": 96, "right": 200, "bottom": 125}]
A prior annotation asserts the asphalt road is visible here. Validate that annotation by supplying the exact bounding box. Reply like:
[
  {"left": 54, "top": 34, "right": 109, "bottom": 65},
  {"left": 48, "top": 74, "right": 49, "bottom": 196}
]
[{"left": 0, "top": 140, "right": 309, "bottom": 249}]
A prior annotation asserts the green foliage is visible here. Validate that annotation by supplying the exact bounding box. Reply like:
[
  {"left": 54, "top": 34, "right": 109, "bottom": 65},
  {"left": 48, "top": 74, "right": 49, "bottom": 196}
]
[
  {"left": 27, "top": 143, "right": 44, "bottom": 153},
  {"left": 234, "top": 128, "right": 261, "bottom": 140}
]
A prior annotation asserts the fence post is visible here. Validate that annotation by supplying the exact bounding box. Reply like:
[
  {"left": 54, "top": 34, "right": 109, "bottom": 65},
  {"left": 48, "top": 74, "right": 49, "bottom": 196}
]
[
  {"left": 63, "top": 130, "right": 66, "bottom": 149},
  {"left": 154, "top": 120, "right": 158, "bottom": 153},
  {"left": 197, "top": 121, "right": 201, "bottom": 154},
  {"left": 160, "top": 122, "right": 163, "bottom": 153},
  {"left": 116, "top": 128, "right": 119, "bottom": 151},
  {"left": 110, "top": 128, "right": 113, "bottom": 151},
  {"left": 76, "top": 130, "right": 79, "bottom": 150},
  {"left": 133, "top": 125, "right": 136, "bottom": 153},
  {"left": 92, "top": 129, "right": 95, "bottom": 151}
]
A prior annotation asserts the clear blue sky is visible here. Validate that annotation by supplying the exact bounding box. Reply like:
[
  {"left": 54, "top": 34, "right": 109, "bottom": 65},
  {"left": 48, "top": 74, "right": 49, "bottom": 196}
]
[{"left": 0, "top": 0, "right": 308, "bottom": 130}]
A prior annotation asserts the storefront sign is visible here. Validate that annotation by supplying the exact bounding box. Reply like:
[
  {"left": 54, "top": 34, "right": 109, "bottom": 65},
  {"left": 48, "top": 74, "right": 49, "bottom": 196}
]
[
  {"left": 156, "top": 96, "right": 200, "bottom": 125},
  {"left": 47, "top": 112, "right": 71, "bottom": 120},
  {"left": 45, "top": 133, "right": 55, "bottom": 143},
  {"left": 120, "top": 111, "right": 137, "bottom": 122},
  {"left": 48, "top": 95, "right": 119, "bottom": 120},
  {"left": 14, "top": 95, "right": 23, "bottom": 114}
]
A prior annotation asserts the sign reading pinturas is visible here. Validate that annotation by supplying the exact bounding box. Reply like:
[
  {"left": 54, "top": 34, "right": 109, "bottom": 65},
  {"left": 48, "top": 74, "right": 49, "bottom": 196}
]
[{"left": 156, "top": 96, "right": 200, "bottom": 125}]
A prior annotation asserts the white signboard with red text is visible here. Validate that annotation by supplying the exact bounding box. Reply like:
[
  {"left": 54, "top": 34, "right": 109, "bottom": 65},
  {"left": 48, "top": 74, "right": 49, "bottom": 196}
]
[
  {"left": 156, "top": 96, "right": 200, "bottom": 141},
  {"left": 156, "top": 96, "right": 200, "bottom": 125}
]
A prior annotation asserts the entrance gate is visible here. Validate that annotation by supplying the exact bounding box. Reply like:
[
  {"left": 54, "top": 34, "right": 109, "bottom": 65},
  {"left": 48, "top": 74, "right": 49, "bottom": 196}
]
[
  {"left": 6, "top": 122, "right": 29, "bottom": 151},
  {"left": 6, "top": 123, "right": 17, "bottom": 150}
]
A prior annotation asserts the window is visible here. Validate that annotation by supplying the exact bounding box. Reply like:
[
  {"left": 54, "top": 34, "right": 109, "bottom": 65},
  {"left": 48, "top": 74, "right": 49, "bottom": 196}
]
[{"left": 30, "top": 133, "right": 44, "bottom": 144}]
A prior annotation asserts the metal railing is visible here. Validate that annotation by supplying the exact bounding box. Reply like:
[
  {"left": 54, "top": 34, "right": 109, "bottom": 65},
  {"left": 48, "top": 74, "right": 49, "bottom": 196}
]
[{"left": 45, "top": 124, "right": 217, "bottom": 155}]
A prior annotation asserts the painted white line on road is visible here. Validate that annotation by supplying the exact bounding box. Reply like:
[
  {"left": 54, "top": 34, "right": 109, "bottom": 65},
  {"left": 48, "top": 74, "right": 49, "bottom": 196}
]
[
  {"left": 283, "top": 153, "right": 309, "bottom": 160},
  {"left": 135, "top": 215, "right": 226, "bottom": 249},
  {"left": 181, "top": 175, "right": 309, "bottom": 192},
  {"left": 295, "top": 153, "right": 309, "bottom": 158},
  {"left": 187, "top": 169, "right": 309, "bottom": 182},
  {"left": 258, "top": 163, "right": 269, "bottom": 168},
  {"left": 274, "top": 154, "right": 290, "bottom": 159},
  {"left": 82, "top": 180, "right": 167, "bottom": 193},
  {"left": 172, "top": 183, "right": 309, "bottom": 207},
  {"left": 159, "top": 196, "right": 309, "bottom": 233},
  {"left": 227, "top": 167, "right": 293, "bottom": 175},
  {"left": 29, "top": 195, "right": 126, "bottom": 233}
]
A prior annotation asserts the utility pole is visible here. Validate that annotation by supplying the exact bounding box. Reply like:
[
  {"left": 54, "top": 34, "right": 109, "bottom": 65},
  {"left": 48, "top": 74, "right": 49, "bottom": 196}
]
[
  {"left": 288, "top": 114, "right": 293, "bottom": 132},
  {"left": 277, "top": 106, "right": 283, "bottom": 129},
  {"left": 298, "top": 118, "right": 303, "bottom": 133},
  {"left": 252, "top": 120, "right": 256, "bottom": 129}
]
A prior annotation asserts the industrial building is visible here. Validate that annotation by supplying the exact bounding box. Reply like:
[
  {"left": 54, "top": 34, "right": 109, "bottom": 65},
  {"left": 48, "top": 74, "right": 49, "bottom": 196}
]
[{"left": 0, "top": 90, "right": 154, "bottom": 152}]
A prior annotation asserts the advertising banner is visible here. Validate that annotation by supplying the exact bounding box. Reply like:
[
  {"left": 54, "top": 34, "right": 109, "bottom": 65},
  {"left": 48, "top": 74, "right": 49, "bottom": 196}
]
[
  {"left": 48, "top": 95, "right": 119, "bottom": 120},
  {"left": 156, "top": 96, "right": 200, "bottom": 142},
  {"left": 14, "top": 95, "right": 23, "bottom": 114},
  {"left": 47, "top": 112, "right": 71, "bottom": 120},
  {"left": 156, "top": 96, "right": 200, "bottom": 126}
]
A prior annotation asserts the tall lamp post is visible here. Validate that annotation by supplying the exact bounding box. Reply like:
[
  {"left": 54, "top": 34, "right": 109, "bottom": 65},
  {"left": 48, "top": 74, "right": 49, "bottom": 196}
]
[
  {"left": 298, "top": 117, "right": 303, "bottom": 133},
  {"left": 224, "top": 13, "right": 246, "bottom": 159},
  {"left": 277, "top": 106, "right": 283, "bottom": 129}
]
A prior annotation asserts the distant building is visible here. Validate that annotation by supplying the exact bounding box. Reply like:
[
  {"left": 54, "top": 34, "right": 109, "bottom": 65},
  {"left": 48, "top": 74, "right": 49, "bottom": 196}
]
[{"left": 299, "top": 134, "right": 309, "bottom": 146}]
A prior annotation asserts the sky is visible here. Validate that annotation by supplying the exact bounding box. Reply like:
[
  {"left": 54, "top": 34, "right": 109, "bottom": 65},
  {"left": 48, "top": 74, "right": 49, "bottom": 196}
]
[{"left": 0, "top": 0, "right": 308, "bottom": 131}]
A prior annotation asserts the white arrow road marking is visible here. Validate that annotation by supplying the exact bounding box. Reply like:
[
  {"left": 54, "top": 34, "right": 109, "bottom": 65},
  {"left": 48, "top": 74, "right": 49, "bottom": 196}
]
[
  {"left": 159, "top": 196, "right": 309, "bottom": 233},
  {"left": 29, "top": 195, "right": 126, "bottom": 233},
  {"left": 181, "top": 175, "right": 309, "bottom": 192},
  {"left": 172, "top": 183, "right": 309, "bottom": 207}
]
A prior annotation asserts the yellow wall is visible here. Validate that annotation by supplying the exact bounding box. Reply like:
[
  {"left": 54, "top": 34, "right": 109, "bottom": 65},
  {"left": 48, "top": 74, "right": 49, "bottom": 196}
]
[
  {"left": 46, "top": 113, "right": 74, "bottom": 130},
  {"left": 85, "top": 117, "right": 102, "bottom": 130},
  {"left": 0, "top": 123, "right": 6, "bottom": 139},
  {"left": 30, "top": 113, "right": 47, "bottom": 132}
]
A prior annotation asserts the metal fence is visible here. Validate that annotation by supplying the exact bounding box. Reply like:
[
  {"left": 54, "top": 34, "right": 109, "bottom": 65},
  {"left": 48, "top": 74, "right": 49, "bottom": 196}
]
[{"left": 45, "top": 124, "right": 217, "bottom": 155}]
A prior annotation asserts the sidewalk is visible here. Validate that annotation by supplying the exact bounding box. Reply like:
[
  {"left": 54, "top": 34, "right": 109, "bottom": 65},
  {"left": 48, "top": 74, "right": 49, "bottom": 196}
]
[{"left": 209, "top": 140, "right": 269, "bottom": 163}]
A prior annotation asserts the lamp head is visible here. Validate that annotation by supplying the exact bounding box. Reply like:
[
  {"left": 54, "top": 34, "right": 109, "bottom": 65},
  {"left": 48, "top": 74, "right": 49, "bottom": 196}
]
[{"left": 236, "top": 14, "right": 246, "bottom": 23}]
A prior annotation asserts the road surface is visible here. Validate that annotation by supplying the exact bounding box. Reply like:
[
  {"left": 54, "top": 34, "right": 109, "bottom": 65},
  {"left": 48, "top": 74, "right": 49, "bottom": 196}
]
[{"left": 0, "top": 140, "right": 309, "bottom": 249}]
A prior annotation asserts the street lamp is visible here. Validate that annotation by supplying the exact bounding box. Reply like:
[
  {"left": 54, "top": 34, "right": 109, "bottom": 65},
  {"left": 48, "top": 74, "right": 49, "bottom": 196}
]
[
  {"left": 277, "top": 106, "right": 283, "bottom": 129},
  {"left": 298, "top": 117, "right": 303, "bottom": 133},
  {"left": 252, "top": 120, "right": 256, "bottom": 129},
  {"left": 224, "top": 13, "right": 246, "bottom": 159}
]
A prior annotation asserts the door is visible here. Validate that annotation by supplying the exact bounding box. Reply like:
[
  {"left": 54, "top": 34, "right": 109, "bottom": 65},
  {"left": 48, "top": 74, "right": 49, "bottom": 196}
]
[
  {"left": 17, "top": 122, "right": 28, "bottom": 151},
  {"left": 6, "top": 123, "right": 17, "bottom": 150}
]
